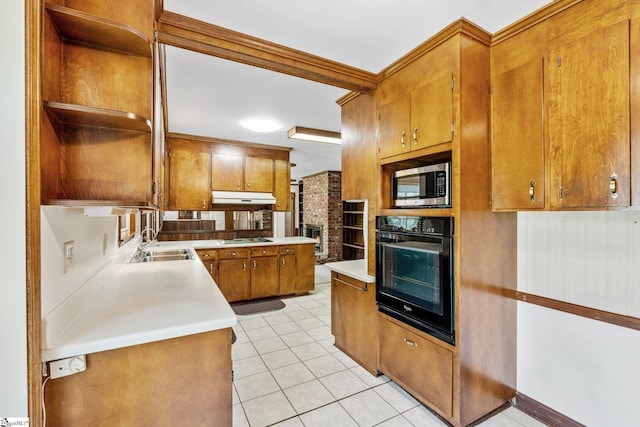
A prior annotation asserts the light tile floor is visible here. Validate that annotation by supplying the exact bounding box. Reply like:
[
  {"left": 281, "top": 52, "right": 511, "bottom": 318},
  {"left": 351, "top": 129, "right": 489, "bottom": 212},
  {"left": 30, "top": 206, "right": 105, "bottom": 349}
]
[{"left": 232, "top": 266, "right": 546, "bottom": 427}]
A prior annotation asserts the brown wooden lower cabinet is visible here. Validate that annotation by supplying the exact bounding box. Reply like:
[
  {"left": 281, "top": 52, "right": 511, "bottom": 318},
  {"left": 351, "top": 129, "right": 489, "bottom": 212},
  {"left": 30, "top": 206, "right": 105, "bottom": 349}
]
[
  {"left": 197, "top": 243, "right": 316, "bottom": 302},
  {"left": 378, "top": 314, "right": 454, "bottom": 419},
  {"left": 218, "top": 248, "right": 251, "bottom": 302},
  {"left": 250, "top": 246, "right": 279, "bottom": 299},
  {"left": 44, "top": 329, "right": 232, "bottom": 426},
  {"left": 331, "top": 271, "right": 377, "bottom": 374}
]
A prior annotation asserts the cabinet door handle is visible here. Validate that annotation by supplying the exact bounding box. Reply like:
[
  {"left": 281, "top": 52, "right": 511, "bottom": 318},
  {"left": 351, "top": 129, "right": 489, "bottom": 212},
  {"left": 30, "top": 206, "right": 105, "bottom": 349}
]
[
  {"left": 281, "top": 258, "right": 285, "bottom": 267},
  {"left": 237, "top": 180, "right": 241, "bottom": 189},
  {"left": 252, "top": 260, "right": 257, "bottom": 269},
  {"left": 403, "top": 338, "right": 418, "bottom": 347},
  {"left": 401, "top": 130, "right": 406, "bottom": 148},
  {"left": 209, "top": 263, "right": 214, "bottom": 274},
  {"left": 247, "top": 181, "right": 251, "bottom": 189},
  {"left": 413, "top": 127, "right": 418, "bottom": 144},
  {"left": 529, "top": 180, "right": 536, "bottom": 202},
  {"left": 202, "top": 199, "right": 206, "bottom": 208},
  {"left": 610, "top": 173, "right": 618, "bottom": 199},
  {"left": 242, "top": 261, "right": 246, "bottom": 271}
]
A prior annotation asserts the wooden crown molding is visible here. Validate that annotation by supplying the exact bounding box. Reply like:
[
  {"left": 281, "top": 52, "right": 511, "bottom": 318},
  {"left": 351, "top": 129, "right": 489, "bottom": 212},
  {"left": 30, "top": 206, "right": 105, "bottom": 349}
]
[
  {"left": 166, "top": 132, "right": 293, "bottom": 152},
  {"left": 491, "top": 0, "right": 583, "bottom": 45},
  {"left": 155, "top": 10, "right": 377, "bottom": 93},
  {"left": 377, "top": 18, "right": 492, "bottom": 81}
]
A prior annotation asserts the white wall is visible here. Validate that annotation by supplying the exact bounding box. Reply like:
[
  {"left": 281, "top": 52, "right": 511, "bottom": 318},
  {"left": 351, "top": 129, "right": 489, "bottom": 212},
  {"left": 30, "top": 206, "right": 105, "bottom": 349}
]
[
  {"left": 517, "top": 211, "right": 640, "bottom": 426},
  {"left": 40, "top": 207, "right": 132, "bottom": 315},
  {"left": 0, "top": 0, "right": 28, "bottom": 417}
]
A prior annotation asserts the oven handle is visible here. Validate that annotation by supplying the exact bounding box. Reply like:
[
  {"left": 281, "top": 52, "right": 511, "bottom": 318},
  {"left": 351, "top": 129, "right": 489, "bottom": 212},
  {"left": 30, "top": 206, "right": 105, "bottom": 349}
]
[{"left": 334, "top": 276, "right": 368, "bottom": 292}]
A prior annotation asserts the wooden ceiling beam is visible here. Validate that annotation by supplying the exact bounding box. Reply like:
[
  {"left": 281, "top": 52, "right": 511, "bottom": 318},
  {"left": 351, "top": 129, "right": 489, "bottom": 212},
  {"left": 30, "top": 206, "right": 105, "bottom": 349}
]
[{"left": 156, "top": 11, "right": 377, "bottom": 93}]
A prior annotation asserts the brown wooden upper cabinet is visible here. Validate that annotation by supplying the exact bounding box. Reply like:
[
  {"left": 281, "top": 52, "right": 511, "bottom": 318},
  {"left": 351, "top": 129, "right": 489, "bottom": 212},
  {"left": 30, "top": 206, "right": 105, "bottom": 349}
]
[
  {"left": 491, "top": 0, "right": 635, "bottom": 211},
  {"left": 168, "top": 149, "right": 211, "bottom": 211},
  {"left": 273, "top": 159, "right": 291, "bottom": 211},
  {"left": 491, "top": 24, "right": 546, "bottom": 211},
  {"left": 379, "top": 75, "right": 454, "bottom": 159},
  {"left": 547, "top": 18, "right": 630, "bottom": 209},
  {"left": 166, "top": 134, "right": 291, "bottom": 211},
  {"left": 211, "top": 154, "right": 274, "bottom": 193}
]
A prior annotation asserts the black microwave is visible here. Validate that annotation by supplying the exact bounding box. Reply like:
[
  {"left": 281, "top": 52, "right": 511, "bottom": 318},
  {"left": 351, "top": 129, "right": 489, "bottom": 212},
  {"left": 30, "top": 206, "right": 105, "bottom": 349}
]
[{"left": 392, "top": 162, "right": 451, "bottom": 208}]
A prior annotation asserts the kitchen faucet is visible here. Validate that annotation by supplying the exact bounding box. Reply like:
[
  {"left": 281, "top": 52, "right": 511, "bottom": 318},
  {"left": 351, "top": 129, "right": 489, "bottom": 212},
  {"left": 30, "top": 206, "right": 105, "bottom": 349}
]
[{"left": 138, "top": 227, "right": 159, "bottom": 251}]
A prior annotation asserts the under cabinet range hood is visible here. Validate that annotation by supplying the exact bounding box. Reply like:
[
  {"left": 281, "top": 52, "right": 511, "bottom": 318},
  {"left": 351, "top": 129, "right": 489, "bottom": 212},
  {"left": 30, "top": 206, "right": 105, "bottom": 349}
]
[{"left": 211, "top": 191, "right": 276, "bottom": 205}]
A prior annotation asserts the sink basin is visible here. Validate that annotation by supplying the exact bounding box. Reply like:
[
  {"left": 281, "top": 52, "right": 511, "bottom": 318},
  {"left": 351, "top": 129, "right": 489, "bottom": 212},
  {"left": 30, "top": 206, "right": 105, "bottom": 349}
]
[{"left": 128, "top": 248, "right": 196, "bottom": 263}]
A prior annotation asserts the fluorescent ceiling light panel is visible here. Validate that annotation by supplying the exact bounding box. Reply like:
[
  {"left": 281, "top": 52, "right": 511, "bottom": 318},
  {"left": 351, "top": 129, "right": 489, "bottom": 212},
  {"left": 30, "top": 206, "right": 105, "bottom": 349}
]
[{"left": 287, "top": 126, "right": 341, "bottom": 144}]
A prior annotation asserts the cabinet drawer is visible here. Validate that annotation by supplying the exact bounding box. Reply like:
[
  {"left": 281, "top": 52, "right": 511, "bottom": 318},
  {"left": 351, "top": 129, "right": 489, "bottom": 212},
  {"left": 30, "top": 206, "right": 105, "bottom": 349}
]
[
  {"left": 279, "top": 246, "right": 296, "bottom": 255},
  {"left": 218, "top": 248, "right": 249, "bottom": 259},
  {"left": 250, "top": 246, "right": 279, "bottom": 257},
  {"left": 378, "top": 315, "right": 453, "bottom": 418},
  {"left": 196, "top": 249, "right": 218, "bottom": 260}
]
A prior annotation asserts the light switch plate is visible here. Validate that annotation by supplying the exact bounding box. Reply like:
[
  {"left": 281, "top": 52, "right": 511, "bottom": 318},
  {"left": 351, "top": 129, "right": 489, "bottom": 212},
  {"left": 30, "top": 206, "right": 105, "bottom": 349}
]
[{"left": 64, "top": 240, "right": 74, "bottom": 273}]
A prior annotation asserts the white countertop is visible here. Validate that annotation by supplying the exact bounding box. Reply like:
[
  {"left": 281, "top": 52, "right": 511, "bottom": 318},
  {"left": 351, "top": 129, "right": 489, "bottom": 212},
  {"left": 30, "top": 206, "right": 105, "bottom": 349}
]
[
  {"left": 185, "top": 236, "right": 317, "bottom": 249},
  {"left": 42, "top": 237, "right": 318, "bottom": 362},
  {"left": 324, "top": 259, "right": 375, "bottom": 283}
]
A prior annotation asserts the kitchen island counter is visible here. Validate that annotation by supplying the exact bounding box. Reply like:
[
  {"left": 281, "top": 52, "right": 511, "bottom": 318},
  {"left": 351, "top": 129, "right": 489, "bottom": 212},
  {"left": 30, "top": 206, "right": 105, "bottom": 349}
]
[{"left": 42, "top": 237, "right": 317, "bottom": 362}]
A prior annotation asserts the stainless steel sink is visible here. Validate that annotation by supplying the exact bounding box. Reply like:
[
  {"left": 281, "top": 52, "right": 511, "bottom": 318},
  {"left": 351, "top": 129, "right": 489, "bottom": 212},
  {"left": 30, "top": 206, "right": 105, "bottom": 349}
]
[{"left": 128, "top": 248, "right": 196, "bottom": 263}]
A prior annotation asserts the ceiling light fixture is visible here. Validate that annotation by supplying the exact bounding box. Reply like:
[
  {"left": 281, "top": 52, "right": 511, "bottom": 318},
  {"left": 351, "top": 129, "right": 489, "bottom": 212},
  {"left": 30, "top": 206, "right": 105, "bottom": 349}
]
[
  {"left": 287, "top": 126, "right": 341, "bottom": 144},
  {"left": 240, "top": 117, "right": 282, "bottom": 133}
]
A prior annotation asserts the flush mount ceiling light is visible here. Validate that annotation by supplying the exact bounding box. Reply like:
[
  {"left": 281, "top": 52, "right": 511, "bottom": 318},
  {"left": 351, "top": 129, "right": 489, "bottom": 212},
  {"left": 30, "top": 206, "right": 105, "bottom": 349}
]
[
  {"left": 287, "top": 126, "right": 341, "bottom": 144},
  {"left": 240, "top": 117, "right": 282, "bottom": 133}
]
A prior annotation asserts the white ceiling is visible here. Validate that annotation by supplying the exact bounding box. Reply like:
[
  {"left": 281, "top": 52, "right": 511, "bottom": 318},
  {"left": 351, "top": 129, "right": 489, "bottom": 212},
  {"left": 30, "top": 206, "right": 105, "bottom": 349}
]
[{"left": 162, "top": 0, "right": 551, "bottom": 182}]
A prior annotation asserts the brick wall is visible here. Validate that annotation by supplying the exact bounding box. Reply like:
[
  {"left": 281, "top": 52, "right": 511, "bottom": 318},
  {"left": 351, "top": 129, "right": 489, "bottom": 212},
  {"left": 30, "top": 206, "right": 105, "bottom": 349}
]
[{"left": 302, "top": 171, "right": 342, "bottom": 262}]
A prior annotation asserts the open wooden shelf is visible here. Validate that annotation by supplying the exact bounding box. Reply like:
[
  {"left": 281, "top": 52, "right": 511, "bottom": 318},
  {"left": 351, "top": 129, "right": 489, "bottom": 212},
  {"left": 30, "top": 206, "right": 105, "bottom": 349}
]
[
  {"left": 45, "top": 3, "right": 152, "bottom": 57},
  {"left": 44, "top": 101, "right": 152, "bottom": 133}
]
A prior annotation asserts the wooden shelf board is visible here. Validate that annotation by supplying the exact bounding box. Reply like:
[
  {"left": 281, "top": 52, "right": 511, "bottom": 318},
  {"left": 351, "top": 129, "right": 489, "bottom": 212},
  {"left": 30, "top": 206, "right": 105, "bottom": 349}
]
[
  {"left": 343, "top": 243, "right": 365, "bottom": 250},
  {"left": 44, "top": 101, "right": 152, "bottom": 133},
  {"left": 343, "top": 225, "right": 364, "bottom": 230},
  {"left": 42, "top": 199, "right": 156, "bottom": 209},
  {"left": 45, "top": 3, "right": 152, "bottom": 57}
]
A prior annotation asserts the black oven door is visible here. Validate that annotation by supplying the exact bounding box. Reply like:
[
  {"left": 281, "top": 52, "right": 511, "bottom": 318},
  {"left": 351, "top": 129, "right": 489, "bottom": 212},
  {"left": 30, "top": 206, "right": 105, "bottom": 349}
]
[{"left": 376, "top": 231, "right": 454, "bottom": 344}]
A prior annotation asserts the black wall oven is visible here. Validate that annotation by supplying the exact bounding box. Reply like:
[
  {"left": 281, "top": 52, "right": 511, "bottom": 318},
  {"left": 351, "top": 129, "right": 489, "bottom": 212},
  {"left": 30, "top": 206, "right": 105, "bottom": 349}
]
[{"left": 376, "top": 216, "right": 454, "bottom": 345}]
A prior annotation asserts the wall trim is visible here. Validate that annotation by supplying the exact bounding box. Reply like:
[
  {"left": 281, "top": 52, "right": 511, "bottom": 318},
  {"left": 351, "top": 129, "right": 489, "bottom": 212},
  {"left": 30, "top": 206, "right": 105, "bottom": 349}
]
[
  {"left": 515, "top": 392, "right": 586, "bottom": 427},
  {"left": 515, "top": 292, "right": 640, "bottom": 331}
]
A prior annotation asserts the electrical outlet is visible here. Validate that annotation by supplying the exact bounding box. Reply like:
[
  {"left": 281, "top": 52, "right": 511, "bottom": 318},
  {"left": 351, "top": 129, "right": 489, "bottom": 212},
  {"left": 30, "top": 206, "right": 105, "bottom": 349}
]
[
  {"left": 49, "top": 355, "right": 86, "bottom": 379},
  {"left": 103, "top": 233, "right": 108, "bottom": 254},
  {"left": 63, "top": 240, "right": 74, "bottom": 273}
]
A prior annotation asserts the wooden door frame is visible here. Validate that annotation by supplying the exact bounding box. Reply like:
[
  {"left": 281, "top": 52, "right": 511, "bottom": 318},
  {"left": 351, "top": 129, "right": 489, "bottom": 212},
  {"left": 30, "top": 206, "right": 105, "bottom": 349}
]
[{"left": 26, "top": 0, "right": 43, "bottom": 424}]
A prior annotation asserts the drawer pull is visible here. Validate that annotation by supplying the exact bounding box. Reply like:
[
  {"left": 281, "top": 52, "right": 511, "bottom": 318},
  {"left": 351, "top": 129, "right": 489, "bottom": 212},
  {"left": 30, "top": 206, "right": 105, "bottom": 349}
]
[
  {"left": 334, "top": 276, "right": 368, "bottom": 292},
  {"left": 403, "top": 338, "right": 418, "bottom": 348},
  {"left": 261, "top": 250, "right": 267, "bottom": 254}
]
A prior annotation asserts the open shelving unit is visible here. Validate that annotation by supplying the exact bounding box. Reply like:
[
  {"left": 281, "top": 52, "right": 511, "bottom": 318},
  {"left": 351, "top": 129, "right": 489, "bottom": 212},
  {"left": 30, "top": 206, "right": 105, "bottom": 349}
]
[
  {"left": 41, "top": 2, "right": 154, "bottom": 206},
  {"left": 342, "top": 200, "right": 366, "bottom": 260}
]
